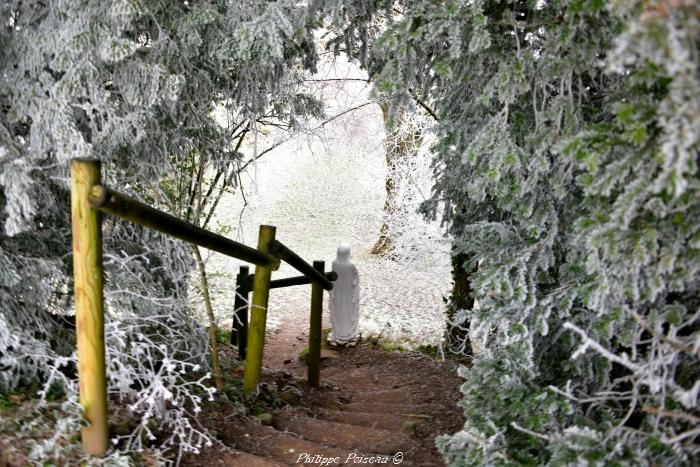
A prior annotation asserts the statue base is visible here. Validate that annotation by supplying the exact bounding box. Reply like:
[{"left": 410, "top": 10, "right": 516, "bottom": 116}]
[{"left": 327, "top": 332, "right": 358, "bottom": 348}]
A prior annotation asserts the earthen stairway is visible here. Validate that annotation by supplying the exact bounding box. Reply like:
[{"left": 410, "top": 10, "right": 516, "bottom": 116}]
[{"left": 184, "top": 338, "right": 464, "bottom": 467}]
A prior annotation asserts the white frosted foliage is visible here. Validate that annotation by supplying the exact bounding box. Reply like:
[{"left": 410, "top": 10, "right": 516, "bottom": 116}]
[{"left": 0, "top": 160, "right": 36, "bottom": 236}]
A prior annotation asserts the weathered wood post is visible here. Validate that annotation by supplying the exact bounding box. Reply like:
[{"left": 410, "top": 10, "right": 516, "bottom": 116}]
[
  {"left": 70, "top": 159, "right": 108, "bottom": 455},
  {"left": 243, "top": 225, "right": 276, "bottom": 394},
  {"left": 231, "top": 265, "right": 250, "bottom": 360},
  {"left": 308, "top": 261, "right": 325, "bottom": 388}
]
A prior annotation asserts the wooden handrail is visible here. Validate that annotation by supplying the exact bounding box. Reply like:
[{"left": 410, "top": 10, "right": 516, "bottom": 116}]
[
  {"left": 268, "top": 239, "right": 334, "bottom": 290},
  {"left": 244, "top": 271, "right": 338, "bottom": 290},
  {"left": 72, "top": 159, "right": 338, "bottom": 454},
  {"left": 89, "top": 185, "right": 279, "bottom": 270}
]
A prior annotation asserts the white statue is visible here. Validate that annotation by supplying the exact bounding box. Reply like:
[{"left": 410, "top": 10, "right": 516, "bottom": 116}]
[{"left": 328, "top": 243, "right": 359, "bottom": 347}]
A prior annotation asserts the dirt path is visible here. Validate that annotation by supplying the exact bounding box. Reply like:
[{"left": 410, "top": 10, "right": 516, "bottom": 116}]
[{"left": 182, "top": 320, "right": 464, "bottom": 466}]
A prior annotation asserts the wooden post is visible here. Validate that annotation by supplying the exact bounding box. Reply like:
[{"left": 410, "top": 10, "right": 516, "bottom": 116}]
[
  {"left": 231, "top": 266, "right": 250, "bottom": 360},
  {"left": 243, "top": 225, "right": 276, "bottom": 394},
  {"left": 308, "top": 261, "right": 325, "bottom": 388},
  {"left": 70, "top": 159, "right": 108, "bottom": 455}
]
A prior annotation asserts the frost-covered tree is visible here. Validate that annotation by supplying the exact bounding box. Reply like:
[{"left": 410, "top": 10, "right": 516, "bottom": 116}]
[
  {"left": 1, "top": 0, "right": 320, "bottom": 461},
  {"left": 370, "top": 101, "right": 429, "bottom": 256},
  {"left": 4, "top": 0, "right": 699, "bottom": 463},
  {"left": 315, "top": 0, "right": 700, "bottom": 464}
]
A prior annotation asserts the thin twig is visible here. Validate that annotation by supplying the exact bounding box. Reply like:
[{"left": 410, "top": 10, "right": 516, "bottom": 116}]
[
  {"left": 630, "top": 310, "right": 698, "bottom": 358},
  {"left": 299, "top": 78, "right": 370, "bottom": 83},
  {"left": 511, "top": 422, "right": 551, "bottom": 441},
  {"left": 237, "top": 100, "right": 379, "bottom": 172},
  {"left": 409, "top": 89, "right": 439, "bottom": 121},
  {"left": 642, "top": 407, "right": 700, "bottom": 425}
]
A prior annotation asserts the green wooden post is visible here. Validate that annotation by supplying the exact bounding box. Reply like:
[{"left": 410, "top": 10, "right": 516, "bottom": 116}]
[
  {"left": 243, "top": 225, "right": 276, "bottom": 394},
  {"left": 70, "top": 159, "right": 108, "bottom": 455},
  {"left": 308, "top": 261, "right": 325, "bottom": 388}
]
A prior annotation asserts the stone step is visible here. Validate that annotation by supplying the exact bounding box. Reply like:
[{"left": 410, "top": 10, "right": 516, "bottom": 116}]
[
  {"left": 340, "top": 401, "right": 443, "bottom": 416},
  {"left": 226, "top": 421, "right": 354, "bottom": 465},
  {"left": 182, "top": 446, "right": 288, "bottom": 467},
  {"left": 224, "top": 450, "right": 289, "bottom": 467},
  {"left": 274, "top": 410, "right": 411, "bottom": 454},
  {"left": 314, "top": 408, "right": 410, "bottom": 432},
  {"left": 323, "top": 369, "right": 433, "bottom": 395},
  {"left": 351, "top": 387, "right": 421, "bottom": 404},
  {"left": 323, "top": 367, "right": 396, "bottom": 391}
]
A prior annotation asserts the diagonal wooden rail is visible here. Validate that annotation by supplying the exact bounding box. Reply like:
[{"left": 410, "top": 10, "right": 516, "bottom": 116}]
[
  {"left": 268, "top": 240, "right": 333, "bottom": 290},
  {"left": 89, "top": 184, "right": 279, "bottom": 268},
  {"left": 70, "top": 159, "right": 336, "bottom": 456}
]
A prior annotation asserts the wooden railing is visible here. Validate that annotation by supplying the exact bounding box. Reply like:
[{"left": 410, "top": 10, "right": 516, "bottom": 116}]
[
  {"left": 231, "top": 266, "right": 338, "bottom": 361},
  {"left": 70, "top": 159, "right": 337, "bottom": 455}
]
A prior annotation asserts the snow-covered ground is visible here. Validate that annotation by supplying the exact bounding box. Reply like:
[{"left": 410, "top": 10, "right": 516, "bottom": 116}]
[{"left": 194, "top": 57, "right": 451, "bottom": 347}]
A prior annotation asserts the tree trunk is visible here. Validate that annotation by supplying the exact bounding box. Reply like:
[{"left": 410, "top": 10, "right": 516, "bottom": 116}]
[
  {"left": 192, "top": 245, "right": 225, "bottom": 392},
  {"left": 371, "top": 102, "right": 422, "bottom": 256},
  {"left": 446, "top": 251, "right": 476, "bottom": 355}
]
